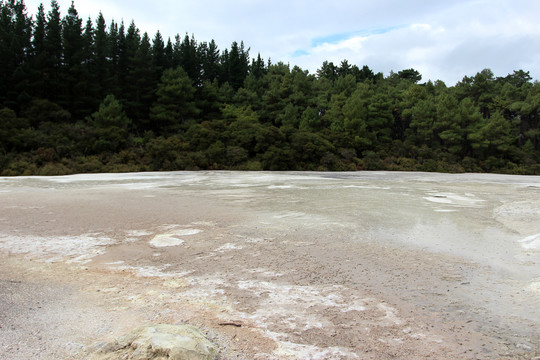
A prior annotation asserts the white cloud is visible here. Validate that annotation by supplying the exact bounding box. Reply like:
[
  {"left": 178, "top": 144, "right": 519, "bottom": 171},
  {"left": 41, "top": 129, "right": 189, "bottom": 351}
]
[
  {"left": 312, "top": 36, "right": 367, "bottom": 53},
  {"left": 410, "top": 23, "right": 432, "bottom": 31},
  {"left": 281, "top": 0, "right": 540, "bottom": 84}
]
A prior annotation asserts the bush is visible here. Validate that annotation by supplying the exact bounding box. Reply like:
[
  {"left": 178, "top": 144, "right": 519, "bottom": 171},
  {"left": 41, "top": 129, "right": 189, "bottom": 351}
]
[
  {"left": 483, "top": 156, "right": 507, "bottom": 172},
  {"left": 419, "top": 159, "right": 439, "bottom": 172},
  {"left": 461, "top": 157, "right": 482, "bottom": 172},
  {"left": 38, "top": 162, "right": 71, "bottom": 175},
  {"left": 226, "top": 146, "right": 248, "bottom": 165},
  {"left": 72, "top": 156, "right": 104, "bottom": 173},
  {"left": 244, "top": 160, "right": 263, "bottom": 171},
  {"left": 362, "top": 151, "right": 384, "bottom": 170},
  {"left": 382, "top": 156, "right": 419, "bottom": 171},
  {"left": 2, "top": 157, "right": 38, "bottom": 176}
]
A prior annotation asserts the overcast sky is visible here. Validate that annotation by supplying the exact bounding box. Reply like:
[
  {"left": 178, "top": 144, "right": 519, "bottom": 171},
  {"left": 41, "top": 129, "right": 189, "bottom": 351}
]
[{"left": 23, "top": 0, "right": 540, "bottom": 85}]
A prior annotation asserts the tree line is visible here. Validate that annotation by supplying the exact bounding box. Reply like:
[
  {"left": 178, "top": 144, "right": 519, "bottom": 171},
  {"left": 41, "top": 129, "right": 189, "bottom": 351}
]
[{"left": 1, "top": 0, "right": 539, "bottom": 175}]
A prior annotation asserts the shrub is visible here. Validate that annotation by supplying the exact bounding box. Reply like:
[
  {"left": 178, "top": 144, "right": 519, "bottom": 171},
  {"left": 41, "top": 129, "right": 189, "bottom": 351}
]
[{"left": 38, "top": 162, "right": 71, "bottom": 175}]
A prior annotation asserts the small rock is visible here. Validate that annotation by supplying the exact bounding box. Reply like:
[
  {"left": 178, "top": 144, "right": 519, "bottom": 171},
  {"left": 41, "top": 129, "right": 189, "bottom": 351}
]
[
  {"left": 516, "top": 343, "right": 532, "bottom": 351},
  {"left": 87, "top": 324, "right": 218, "bottom": 360}
]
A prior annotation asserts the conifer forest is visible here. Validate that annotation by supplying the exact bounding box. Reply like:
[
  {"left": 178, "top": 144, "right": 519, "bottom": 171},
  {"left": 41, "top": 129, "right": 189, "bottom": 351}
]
[{"left": 1, "top": 0, "right": 539, "bottom": 175}]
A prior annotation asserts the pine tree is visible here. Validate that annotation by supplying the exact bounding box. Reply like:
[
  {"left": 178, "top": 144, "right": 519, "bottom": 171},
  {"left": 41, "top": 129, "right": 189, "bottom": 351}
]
[
  {"left": 179, "top": 33, "right": 200, "bottom": 85},
  {"left": 366, "top": 92, "right": 393, "bottom": 148},
  {"left": 223, "top": 41, "right": 249, "bottom": 90},
  {"left": 316, "top": 61, "right": 337, "bottom": 81},
  {"left": 164, "top": 37, "right": 173, "bottom": 69},
  {"left": 28, "top": 3, "right": 47, "bottom": 98},
  {"left": 120, "top": 21, "right": 141, "bottom": 119},
  {"left": 357, "top": 65, "right": 377, "bottom": 83},
  {"left": 219, "top": 48, "right": 229, "bottom": 84},
  {"left": 171, "top": 34, "right": 181, "bottom": 68},
  {"left": 92, "top": 94, "right": 130, "bottom": 128},
  {"left": 116, "top": 20, "right": 134, "bottom": 101},
  {"left": 337, "top": 60, "right": 352, "bottom": 77},
  {"left": 250, "top": 53, "right": 266, "bottom": 79},
  {"left": 0, "top": 0, "right": 32, "bottom": 108},
  {"left": 31, "top": 3, "right": 46, "bottom": 56},
  {"left": 261, "top": 62, "right": 291, "bottom": 125},
  {"left": 92, "top": 94, "right": 131, "bottom": 153},
  {"left": 94, "top": 12, "right": 109, "bottom": 97},
  {"left": 199, "top": 39, "right": 220, "bottom": 82},
  {"left": 44, "top": 0, "right": 63, "bottom": 102},
  {"left": 61, "top": 1, "right": 85, "bottom": 114},
  {"left": 126, "top": 32, "right": 155, "bottom": 128},
  {"left": 107, "top": 20, "right": 121, "bottom": 95},
  {"left": 152, "top": 30, "right": 165, "bottom": 79},
  {"left": 150, "top": 67, "right": 199, "bottom": 134},
  {"left": 483, "top": 112, "right": 516, "bottom": 157},
  {"left": 79, "top": 17, "right": 99, "bottom": 114}
]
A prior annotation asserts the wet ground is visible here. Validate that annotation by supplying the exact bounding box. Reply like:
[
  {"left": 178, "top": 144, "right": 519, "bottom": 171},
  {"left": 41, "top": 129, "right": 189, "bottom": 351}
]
[{"left": 0, "top": 171, "right": 539, "bottom": 359}]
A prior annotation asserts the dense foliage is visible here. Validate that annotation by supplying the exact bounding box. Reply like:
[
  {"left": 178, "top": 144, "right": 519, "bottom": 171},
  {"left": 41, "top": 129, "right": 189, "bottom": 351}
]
[{"left": 1, "top": 0, "right": 539, "bottom": 175}]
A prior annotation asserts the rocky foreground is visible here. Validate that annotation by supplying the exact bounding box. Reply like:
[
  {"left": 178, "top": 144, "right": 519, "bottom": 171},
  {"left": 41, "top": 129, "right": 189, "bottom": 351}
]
[{"left": 1, "top": 171, "right": 539, "bottom": 359}]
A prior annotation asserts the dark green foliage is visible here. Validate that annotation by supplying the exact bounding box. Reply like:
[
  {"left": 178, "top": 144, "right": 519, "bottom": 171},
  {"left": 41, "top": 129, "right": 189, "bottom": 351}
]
[
  {"left": 149, "top": 67, "right": 198, "bottom": 134},
  {"left": 199, "top": 39, "right": 220, "bottom": 82},
  {"left": 221, "top": 41, "right": 250, "bottom": 89},
  {"left": 122, "top": 27, "right": 155, "bottom": 125},
  {"left": 152, "top": 31, "right": 165, "bottom": 77},
  {"left": 398, "top": 68, "right": 422, "bottom": 83},
  {"left": 0, "top": 0, "right": 32, "bottom": 108},
  {"left": 60, "top": 2, "right": 86, "bottom": 115},
  {"left": 0, "top": 107, "right": 25, "bottom": 152},
  {"left": 93, "top": 12, "right": 109, "bottom": 98},
  {"left": 43, "top": 0, "right": 62, "bottom": 102},
  {"left": 92, "top": 94, "right": 130, "bottom": 128},
  {"left": 22, "top": 98, "right": 70, "bottom": 126},
  {"left": 178, "top": 34, "right": 200, "bottom": 85},
  {"left": 0, "top": 0, "right": 538, "bottom": 175}
]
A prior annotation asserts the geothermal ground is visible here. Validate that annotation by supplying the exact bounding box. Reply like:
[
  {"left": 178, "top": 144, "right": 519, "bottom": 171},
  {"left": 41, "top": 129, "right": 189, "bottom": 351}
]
[{"left": 0, "top": 171, "right": 539, "bottom": 359}]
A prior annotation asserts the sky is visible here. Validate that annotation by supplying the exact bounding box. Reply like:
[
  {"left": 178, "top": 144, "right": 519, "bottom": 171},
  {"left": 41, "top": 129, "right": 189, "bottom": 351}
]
[{"left": 23, "top": 0, "right": 540, "bottom": 85}]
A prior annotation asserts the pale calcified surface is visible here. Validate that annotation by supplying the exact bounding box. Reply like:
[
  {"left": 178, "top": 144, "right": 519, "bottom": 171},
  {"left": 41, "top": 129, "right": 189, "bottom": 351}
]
[{"left": 0, "top": 171, "right": 539, "bottom": 359}]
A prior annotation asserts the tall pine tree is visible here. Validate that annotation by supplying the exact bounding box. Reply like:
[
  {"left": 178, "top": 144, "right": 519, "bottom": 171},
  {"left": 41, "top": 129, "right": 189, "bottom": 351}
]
[
  {"left": 61, "top": 1, "right": 84, "bottom": 114},
  {"left": 44, "top": 0, "right": 63, "bottom": 103},
  {"left": 93, "top": 12, "right": 109, "bottom": 97},
  {"left": 0, "top": 0, "right": 32, "bottom": 108},
  {"left": 28, "top": 3, "right": 47, "bottom": 98}
]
